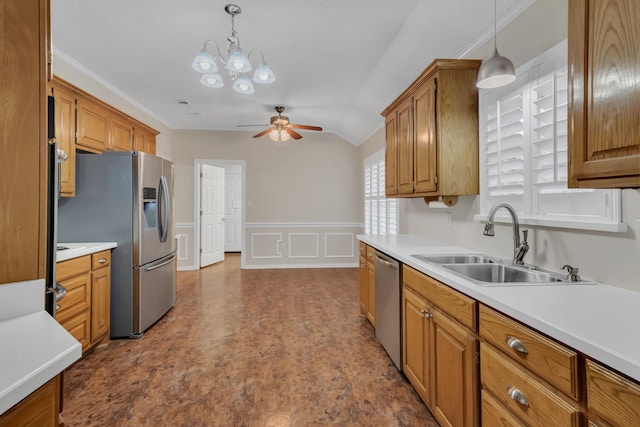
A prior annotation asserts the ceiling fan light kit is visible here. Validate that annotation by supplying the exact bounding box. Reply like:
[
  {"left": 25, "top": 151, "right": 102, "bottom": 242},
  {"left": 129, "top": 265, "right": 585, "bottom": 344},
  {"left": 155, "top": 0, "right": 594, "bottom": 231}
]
[
  {"left": 241, "top": 106, "right": 323, "bottom": 146},
  {"left": 476, "top": 0, "right": 516, "bottom": 89},
  {"left": 192, "top": 4, "right": 275, "bottom": 94}
]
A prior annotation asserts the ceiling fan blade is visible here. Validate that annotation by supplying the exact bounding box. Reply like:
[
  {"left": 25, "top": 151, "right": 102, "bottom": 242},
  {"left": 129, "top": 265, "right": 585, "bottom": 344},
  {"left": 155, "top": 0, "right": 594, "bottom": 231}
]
[
  {"left": 252, "top": 128, "right": 272, "bottom": 138},
  {"left": 237, "top": 124, "right": 269, "bottom": 127},
  {"left": 286, "top": 128, "right": 303, "bottom": 140},
  {"left": 291, "top": 124, "right": 323, "bottom": 131}
]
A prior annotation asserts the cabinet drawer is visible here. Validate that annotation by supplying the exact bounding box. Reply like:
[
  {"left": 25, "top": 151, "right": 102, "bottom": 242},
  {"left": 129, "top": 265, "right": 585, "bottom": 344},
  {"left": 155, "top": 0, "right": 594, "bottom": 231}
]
[
  {"left": 586, "top": 359, "right": 640, "bottom": 427},
  {"left": 91, "top": 250, "right": 111, "bottom": 269},
  {"left": 481, "top": 389, "right": 525, "bottom": 427},
  {"left": 479, "top": 304, "right": 580, "bottom": 400},
  {"left": 403, "top": 265, "right": 476, "bottom": 330},
  {"left": 59, "top": 310, "right": 91, "bottom": 352},
  {"left": 481, "top": 342, "right": 582, "bottom": 427},
  {"left": 56, "top": 272, "right": 91, "bottom": 321},
  {"left": 56, "top": 255, "right": 91, "bottom": 281}
]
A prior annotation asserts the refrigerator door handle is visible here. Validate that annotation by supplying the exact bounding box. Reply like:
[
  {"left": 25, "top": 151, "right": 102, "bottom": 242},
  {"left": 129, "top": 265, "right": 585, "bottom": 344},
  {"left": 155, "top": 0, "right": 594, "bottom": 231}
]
[
  {"left": 158, "top": 176, "right": 170, "bottom": 243},
  {"left": 144, "top": 253, "right": 176, "bottom": 272}
]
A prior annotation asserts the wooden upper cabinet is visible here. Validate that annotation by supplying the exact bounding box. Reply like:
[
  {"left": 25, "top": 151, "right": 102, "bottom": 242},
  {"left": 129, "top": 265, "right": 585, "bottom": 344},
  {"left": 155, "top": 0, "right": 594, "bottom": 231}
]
[
  {"left": 108, "top": 114, "right": 133, "bottom": 151},
  {"left": 568, "top": 0, "right": 640, "bottom": 188},
  {"left": 382, "top": 59, "right": 480, "bottom": 202},
  {"left": 133, "top": 124, "right": 158, "bottom": 155},
  {"left": 77, "top": 97, "right": 109, "bottom": 153},
  {"left": 385, "top": 116, "right": 398, "bottom": 196},
  {"left": 50, "top": 82, "right": 76, "bottom": 197}
]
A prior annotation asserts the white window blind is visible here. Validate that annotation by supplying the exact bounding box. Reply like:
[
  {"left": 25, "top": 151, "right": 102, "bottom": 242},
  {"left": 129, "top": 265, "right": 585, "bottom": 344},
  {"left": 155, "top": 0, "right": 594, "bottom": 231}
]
[
  {"left": 478, "top": 40, "right": 623, "bottom": 232},
  {"left": 364, "top": 150, "right": 397, "bottom": 235}
]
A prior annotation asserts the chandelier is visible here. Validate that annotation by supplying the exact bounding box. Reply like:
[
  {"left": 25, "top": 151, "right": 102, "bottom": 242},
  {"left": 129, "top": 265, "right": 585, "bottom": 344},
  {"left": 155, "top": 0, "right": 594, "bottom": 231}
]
[{"left": 192, "top": 4, "right": 275, "bottom": 94}]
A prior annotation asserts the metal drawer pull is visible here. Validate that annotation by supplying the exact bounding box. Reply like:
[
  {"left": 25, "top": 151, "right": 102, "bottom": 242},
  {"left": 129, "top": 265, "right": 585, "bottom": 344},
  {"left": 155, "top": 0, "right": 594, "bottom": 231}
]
[
  {"left": 506, "top": 337, "right": 529, "bottom": 354},
  {"left": 95, "top": 274, "right": 103, "bottom": 279},
  {"left": 420, "top": 309, "right": 432, "bottom": 319},
  {"left": 98, "top": 257, "right": 107, "bottom": 264},
  {"left": 507, "top": 386, "right": 529, "bottom": 407}
]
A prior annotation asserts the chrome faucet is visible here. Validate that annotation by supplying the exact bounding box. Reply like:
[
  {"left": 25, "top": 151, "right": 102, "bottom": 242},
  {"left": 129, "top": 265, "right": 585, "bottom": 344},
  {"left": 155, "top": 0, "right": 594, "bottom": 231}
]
[{"left": 483, "top": 203, "right": 529, "bottom": 265}]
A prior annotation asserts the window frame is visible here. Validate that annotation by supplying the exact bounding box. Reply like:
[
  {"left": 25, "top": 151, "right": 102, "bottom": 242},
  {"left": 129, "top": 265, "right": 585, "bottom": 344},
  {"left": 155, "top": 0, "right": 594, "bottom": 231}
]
[
  {"left": 474, "top": 40, "right": 626, "bottom": 233},
  {"left": 364, "top": 149, "right": 398, "bottom": 235}
]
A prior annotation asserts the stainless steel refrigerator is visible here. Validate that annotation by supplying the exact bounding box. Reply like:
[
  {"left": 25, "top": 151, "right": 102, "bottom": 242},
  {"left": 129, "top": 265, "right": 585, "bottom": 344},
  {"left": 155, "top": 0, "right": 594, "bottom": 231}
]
[{"left": 58, "top": 151, "right": 176, "bottom": 338}]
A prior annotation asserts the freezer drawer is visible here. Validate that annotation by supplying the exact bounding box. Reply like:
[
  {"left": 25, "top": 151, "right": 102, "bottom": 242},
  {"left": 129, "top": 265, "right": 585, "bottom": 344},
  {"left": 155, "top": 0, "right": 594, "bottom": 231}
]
[{"left": 134, "top": 252, "right": 176, "bottom": 335}]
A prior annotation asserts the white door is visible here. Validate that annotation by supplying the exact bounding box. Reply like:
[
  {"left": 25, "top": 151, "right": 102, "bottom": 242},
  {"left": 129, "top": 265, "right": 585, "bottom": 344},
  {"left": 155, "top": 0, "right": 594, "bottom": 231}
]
[
  {"left": 200, "top": 164, "right": 225, "bottom": 267},
  {"left": 224, "top": 171, "right": 242, "bottom": 252}
]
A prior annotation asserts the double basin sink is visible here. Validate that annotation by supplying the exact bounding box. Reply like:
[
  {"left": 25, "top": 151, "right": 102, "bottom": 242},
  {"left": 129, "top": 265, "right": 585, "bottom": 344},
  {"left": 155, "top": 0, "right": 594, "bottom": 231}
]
[{"left": 411, "top": 254, "right": 594, "bottom": 286}]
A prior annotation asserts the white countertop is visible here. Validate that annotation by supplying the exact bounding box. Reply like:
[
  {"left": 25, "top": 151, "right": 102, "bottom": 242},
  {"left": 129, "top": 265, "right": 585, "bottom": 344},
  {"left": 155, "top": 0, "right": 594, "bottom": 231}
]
[
  {"left": 358, "top": 234, "right": 640, "bottom": 382},
  {"left": 56, "top": 242, "right": 117, "bottom": 262},
  {"left": 0, "top": 279, "right": 82, "bottom": 415}
]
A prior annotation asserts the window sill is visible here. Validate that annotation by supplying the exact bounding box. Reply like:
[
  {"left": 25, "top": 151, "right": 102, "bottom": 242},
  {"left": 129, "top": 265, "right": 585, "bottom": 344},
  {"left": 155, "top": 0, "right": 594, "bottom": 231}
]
[{"left": 473, "top": 214, "right": 629, "bottom": 233}]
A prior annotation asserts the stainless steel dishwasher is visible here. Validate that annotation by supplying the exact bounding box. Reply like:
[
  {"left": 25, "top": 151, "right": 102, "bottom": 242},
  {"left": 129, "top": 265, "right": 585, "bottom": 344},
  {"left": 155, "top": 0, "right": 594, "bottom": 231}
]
[{"left": 374, "top": 250, "right": 402, "bottom": 371}]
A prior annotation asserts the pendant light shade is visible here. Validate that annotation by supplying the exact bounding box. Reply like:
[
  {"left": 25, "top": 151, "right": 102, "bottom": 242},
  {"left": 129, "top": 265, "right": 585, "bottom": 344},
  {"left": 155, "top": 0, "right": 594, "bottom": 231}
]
[
  {"left": 233, "top": 74, "right": 255, "bottom": 94},
  {"left": 477, "top": 0, "right": 516, "bottom": 89},
  {"left": 476, "top": 47, "right": 516, "bottom": 89}
]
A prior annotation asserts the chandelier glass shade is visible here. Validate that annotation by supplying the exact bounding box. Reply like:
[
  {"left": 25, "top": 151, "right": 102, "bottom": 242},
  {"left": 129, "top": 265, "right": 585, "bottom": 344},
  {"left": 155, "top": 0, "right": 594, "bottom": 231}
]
[
  {"left": 192, "top": 4, "right": 275, "bottom": 94},
  {"left": 476, "top": 0, "right": 516, "bottom": 89}
]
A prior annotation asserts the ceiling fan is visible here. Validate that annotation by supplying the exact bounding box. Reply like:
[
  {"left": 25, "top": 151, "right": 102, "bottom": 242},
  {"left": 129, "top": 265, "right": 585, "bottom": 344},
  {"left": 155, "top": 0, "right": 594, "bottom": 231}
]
[{"left": 239, "top": 106, "right": 323, "bottom": 143}]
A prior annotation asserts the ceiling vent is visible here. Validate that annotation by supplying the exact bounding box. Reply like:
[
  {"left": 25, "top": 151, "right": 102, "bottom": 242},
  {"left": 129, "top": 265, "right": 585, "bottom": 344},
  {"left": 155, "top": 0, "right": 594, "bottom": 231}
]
[{"left": 176, "top": 99, "right": 190, "bottom": 105}]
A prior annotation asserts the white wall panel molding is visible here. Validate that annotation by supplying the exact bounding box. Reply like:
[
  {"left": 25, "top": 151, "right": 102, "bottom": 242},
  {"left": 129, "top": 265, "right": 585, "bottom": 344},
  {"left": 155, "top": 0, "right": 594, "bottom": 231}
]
[
  {"left": 324, "top": 233, "right": 355, "bottom": 258},
  {"left": 288, "top": 233, "right": 320, "bottom": 259},
  {"left": 251, "top": 233, "right": 283, "bottom": 259},
  {"left": 244, "top": 223, "right": 361, "bottom": 269},
  {"left": 176, "top": 223, "right": 197, "bottom": 271}
]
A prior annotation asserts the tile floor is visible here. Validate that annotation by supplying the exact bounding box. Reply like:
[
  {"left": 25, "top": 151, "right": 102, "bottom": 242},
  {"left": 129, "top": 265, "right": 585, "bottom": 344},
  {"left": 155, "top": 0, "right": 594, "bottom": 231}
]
[{"left": 62, "top": 255, "right": 437, "bottom": 426}]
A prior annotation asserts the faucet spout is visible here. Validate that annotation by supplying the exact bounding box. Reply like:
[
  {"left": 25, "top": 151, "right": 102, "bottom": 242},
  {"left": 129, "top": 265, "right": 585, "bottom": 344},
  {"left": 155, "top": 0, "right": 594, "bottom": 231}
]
[{"left": 484, "top": 203, "right": 529, "bottom": 264}]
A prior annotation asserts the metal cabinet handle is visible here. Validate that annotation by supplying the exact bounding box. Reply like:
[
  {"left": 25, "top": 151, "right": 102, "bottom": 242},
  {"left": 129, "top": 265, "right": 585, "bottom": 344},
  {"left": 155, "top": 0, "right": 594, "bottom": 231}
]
[
  {"left": 420, "top": 309, "right": 432, "bottom": 319},
  {"left": 507, "top": 386, "right": 529, "bottom": 407},
  {"left": 506, "top": 337, "right": 529, "bottom": 354},
  {"left": 95, "top": 274, "right": 103, "bottom": 279},
  {"left": 99, "top": 257, "right": 107, "bottom": 264}
]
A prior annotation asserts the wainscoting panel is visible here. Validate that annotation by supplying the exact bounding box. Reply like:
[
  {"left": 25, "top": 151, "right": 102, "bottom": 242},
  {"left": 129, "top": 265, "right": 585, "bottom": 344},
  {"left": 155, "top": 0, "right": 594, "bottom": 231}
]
[
  {"left": 176, "top": 223, "right": 196, "bottom": 271},
  {"left": 244, "top": 223, "right": 362, "bottom": 269}
]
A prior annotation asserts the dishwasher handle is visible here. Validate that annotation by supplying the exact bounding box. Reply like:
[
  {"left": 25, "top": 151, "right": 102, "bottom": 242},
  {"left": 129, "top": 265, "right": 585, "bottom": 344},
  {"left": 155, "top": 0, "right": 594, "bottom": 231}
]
[{"left": 375, "top": 252, "right": 398, "bottom": 270}]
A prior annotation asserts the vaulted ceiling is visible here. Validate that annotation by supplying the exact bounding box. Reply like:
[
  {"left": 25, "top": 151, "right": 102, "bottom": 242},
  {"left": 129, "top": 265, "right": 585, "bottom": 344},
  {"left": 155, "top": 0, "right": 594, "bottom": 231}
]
[{"left": 51, "top": 0, "right": 533, "bottom": 145}]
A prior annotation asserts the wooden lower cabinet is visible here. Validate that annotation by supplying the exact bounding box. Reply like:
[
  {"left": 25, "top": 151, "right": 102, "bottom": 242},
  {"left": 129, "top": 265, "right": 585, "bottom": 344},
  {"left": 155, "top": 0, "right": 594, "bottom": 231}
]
[
  {"left": 586, "top": 359, "right": 640, "bottom": 427},
  {"left": 0, "top": 375, "right": 60, "bottom": 427},
  {"left": 56, "top": 251, "right": 111, "bottom": 354},
  {"left": 402, "top": 265, "right": 478, "bottom": 427},
  {"left": 481, "top": 390, "right": 525, "bottom": 427},
  {"left": 358, "top": 242, "right": 375, "bottom": 327}
]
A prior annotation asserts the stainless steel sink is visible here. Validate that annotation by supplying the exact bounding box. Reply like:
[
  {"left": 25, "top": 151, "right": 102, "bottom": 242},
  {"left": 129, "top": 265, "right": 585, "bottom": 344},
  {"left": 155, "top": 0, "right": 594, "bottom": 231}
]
[
  {"left": 411, "top": 254, "right": 498, "bottom": 264},
  {"left": 442, "top": 263, "right": 567, "bottom": 284}
]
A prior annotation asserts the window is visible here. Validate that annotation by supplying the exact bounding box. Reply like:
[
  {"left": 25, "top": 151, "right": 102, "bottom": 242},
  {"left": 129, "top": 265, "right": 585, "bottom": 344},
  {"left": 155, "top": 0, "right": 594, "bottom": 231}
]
[
  {"left": 477, "top": 40, "right": 624, "bottom": 232},
  {"left": 364, "top": 150, "right": 398, "bottom": 235}
]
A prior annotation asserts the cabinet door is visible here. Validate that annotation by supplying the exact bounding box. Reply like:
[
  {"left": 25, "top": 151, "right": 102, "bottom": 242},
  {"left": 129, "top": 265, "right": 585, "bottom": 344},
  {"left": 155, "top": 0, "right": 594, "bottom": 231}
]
[
  {"left": 431, "top": 308, "right": 478, "bottom": 427},
  {"left": 77, "top": 98, "right": 108, "bottom": 152},
  {"left": 385, "top": 115, "right": 398, "bottom": 196},
  {"left": 568, "top": 0, "right": 640, "bottom": 188},
  {"left": 144, "top": 134, "right": 157, "bottom": 155},
  {"left": 52, "top": 84, "right": 77, "bottom": 197},
  {"left": 91, "top": 266, "right": 110, "bottom": 343},
  {"left": 109, "top": 114, "right": 133, "bottom": 151},
  {"left": 0, "top": 375, "right": 60, "bottom": 427},
  {"left": 358, "top": 256, "right": 367, "bottom": 314},
  {"left": 366, "top": 262, "right": 375, "bottom": 326},
  {"left": 586, "top": 359, "right": 640, "bottom": 427},
  {"left": 413, "top": 76, "right": 438, "bottom": 194},
  {"left": 403, "top": 287, "right": 431, "bottom": 405},
  {"left": 397, "top": 97, "right": 414, "bottom": 194}
]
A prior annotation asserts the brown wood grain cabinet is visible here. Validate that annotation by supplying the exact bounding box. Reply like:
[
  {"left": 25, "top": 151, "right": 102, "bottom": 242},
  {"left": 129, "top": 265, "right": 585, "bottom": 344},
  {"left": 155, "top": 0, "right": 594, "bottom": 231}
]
[
  {"left": 586, "top": 359, "right": 640, "bottom": 427},
  {"left": 402, "top": 265, "right": 478, "bottom": 427},
  {"left": 382, "top": 59, "right": 481, "bottom": 203},
  {"left": 568, "top": 0, "right": 640, "bottom": 188},
  {"left": 108, "top": 114, "right": 134, "bottom": 151},
  {"left": 0, "top": 0, "right": 49, "bottom": 284},
  {"left": 357, "top": 242, "right": 375, "bottom": 327},
  {"left": 0, "top": 375, "right": 60, "bottom": 427},
  {"left": 133, "top": 123, "right": 158, "bottom": 155},
  {"left": 76, "top": 97, "right": 109, "bottom": 153},
  {"left": 56, "top": 251, "right": 111, "bottom": 354},
  {"left": 49, "top": 81, "right": 77, "bottom": 197}
]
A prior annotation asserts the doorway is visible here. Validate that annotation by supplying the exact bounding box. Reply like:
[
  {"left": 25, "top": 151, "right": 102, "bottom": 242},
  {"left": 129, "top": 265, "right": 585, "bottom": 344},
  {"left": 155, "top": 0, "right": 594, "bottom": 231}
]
[{"left": 194, "top": 159, "right": 246, "bottom": 269}]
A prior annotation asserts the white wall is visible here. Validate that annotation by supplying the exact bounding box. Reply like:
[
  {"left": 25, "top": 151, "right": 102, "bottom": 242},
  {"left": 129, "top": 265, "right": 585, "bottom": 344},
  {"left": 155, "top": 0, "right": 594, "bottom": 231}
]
[
  {"left": 171, "top": 130, "right": 362, "bottom": 269},
  {"left": 359, "top": 0, "right": 640, "bottom": 292}
]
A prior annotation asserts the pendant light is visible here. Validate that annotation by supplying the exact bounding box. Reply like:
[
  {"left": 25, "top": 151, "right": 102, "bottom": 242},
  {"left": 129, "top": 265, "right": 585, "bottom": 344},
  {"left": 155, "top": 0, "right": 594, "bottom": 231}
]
[{"left": 477, "top": 0, "right": 516, "bottom": 89}]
